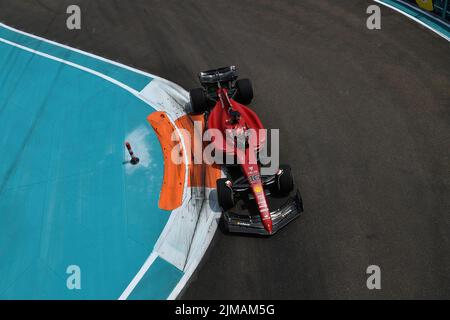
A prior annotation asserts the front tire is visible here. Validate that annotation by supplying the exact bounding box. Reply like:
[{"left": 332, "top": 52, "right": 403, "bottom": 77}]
[
  {"left": 189, "top": 88, "right": 209, "bottom": 114},
  {"left": 274, "top": 165, "right": 294, "bottom": 195},
  {"left": 217, "top": 178, "right": 235, "bottom": 211},
  {"left": 234, "top": 78, "right": 253, "bottom": 105}
]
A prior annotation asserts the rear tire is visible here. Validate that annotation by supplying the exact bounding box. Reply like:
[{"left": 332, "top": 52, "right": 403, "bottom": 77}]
[
  {"left": 217, "top": 178, "right": 235, "bottom": 211},
  {"left": 275, "top": 165, "right": 294, "bottom": 195},
  {"left": 189, "top": 88, "right": 209, "bottom": 114},
  {"left": 234, "top": 79, "right": 253, "bottom": 105}
]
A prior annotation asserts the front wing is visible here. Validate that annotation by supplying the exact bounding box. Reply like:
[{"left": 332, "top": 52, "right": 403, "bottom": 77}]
[{"left": 223, "top": 190, "right": 303, "bottom": 235}]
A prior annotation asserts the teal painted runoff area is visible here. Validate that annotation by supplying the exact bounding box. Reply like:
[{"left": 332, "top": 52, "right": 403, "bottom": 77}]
[
  {"left": 0, "top": 25, "right": 151, "bottom": 91},
  {"left": 0, "top": 25, "right": 180, "bottom": 299},
  {"left": 128, "top": 257, "right": 183, "bottom": 300}
]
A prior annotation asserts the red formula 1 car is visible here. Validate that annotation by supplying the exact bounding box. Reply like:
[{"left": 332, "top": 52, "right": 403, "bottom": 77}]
[{"left": 188, "top": 66, "right": 303, "bottom": 235}]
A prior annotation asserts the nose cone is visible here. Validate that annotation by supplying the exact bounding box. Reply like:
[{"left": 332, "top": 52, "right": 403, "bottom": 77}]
[{"left": 263, "top": 219, "right": 273, "bottom": 234}]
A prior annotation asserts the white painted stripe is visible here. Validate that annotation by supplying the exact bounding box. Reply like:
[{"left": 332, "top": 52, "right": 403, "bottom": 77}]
[
  {"left": 0, "top": 37, "right": 144, "bottom": 107},
  {"left": 167, "top": 200, "right": 222, "bottom": 300},
  {"left": 374, "top": 0, "right": 450, "bottom": 42},
  {"left": 0, "top": 22, "right": 186, "bottom": 91},
  {"left": 118, "top": 252, "right": 159, "bottom": 300}
]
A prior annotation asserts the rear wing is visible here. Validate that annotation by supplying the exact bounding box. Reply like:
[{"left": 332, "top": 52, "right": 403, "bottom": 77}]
[{"left": 199, "top": 66, "right": 238, "bottom": 86}]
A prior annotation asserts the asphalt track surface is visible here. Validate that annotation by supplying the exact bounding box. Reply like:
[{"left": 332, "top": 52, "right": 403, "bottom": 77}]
[{"left": 0, "top": 0, "right": 449, "bottom": 299}]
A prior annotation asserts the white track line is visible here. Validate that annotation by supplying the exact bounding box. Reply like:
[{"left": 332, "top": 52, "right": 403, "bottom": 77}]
[
  {"left": 167, "top": 205, "right": 221, "bottom": 300},
  {"left": 0, "top": 22, "right": 187, "bottom": 88},
  {"left": 0, "top": 37, "right": 143, "bottom": 97},
  {"left": 118, "top": 252, "right": 158, "bottom": 300},
  {"left": 374, "top": 0, "right": 450, "bottom": 42}
]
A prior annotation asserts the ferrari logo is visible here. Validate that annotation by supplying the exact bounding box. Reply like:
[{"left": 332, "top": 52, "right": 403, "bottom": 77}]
[{"left": 254, "top": 186, "right": 262, "bottom": 193}]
